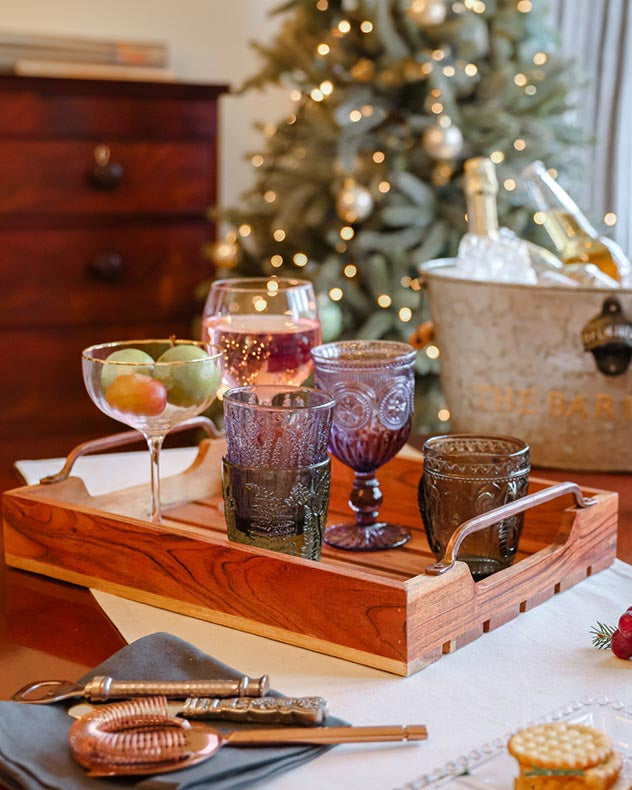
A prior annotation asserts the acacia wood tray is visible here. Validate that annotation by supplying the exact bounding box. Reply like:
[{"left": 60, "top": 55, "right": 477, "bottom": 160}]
[{"left": 2, "top": 438, "right": 618, "bottom": 676}]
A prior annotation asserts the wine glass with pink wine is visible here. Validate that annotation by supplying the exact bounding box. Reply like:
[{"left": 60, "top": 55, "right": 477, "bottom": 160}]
[{"left": 201, "top": 278, "right": 321, "bottom": 388}]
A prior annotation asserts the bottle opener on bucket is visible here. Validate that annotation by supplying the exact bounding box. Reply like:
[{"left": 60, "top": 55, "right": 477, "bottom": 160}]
[{"left": 69, "top": 696, "right": 428, "bottom": 777}]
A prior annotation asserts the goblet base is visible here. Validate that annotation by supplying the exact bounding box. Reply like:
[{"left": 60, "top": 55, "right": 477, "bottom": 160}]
[{"left": 324, "top": 523, "right": 411, "bottom": 551}]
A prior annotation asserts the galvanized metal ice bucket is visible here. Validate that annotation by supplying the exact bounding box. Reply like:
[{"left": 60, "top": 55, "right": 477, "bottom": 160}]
[{"left": 419, "top": 258, "right": 632, "bottom": 471}]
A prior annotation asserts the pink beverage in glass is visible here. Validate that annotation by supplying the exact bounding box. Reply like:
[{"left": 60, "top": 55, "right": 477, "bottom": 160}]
[
  {"left": 201, "top": 278, "right": 321, "bottom": 387},
  {"left": 202, "top": 314, "right": 321, "bottom": 387}
]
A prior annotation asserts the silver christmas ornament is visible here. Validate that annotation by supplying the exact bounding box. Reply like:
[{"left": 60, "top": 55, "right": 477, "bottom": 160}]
[
  {"left": 336, "top": 181, "right": 374, "bottom": 223},
  {"left": 422, "top": 122, "right": 463, "bottom": 160},
  {"left": 406, "top": 0, "right": 447, "bottom": 26}
]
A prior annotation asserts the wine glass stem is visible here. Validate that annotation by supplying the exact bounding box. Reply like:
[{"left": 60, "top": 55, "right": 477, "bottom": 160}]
[
  {"left": 349, "top": 471, "right": 383, "bottom": 529},
  {"left": 146, "top": 434, "right": 166, "bottom": 523}
]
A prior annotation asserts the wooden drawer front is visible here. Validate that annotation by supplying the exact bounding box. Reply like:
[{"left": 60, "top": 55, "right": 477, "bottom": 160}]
[
  {"left": 0, "top": 224, "right": 210, "bottom": 328},
  {"left": 0, "top": 77, "right": 225, "bottom": 139},
  {"left": 1, "top": 320, "right": 201, "bottom": 433},
  {"left": 0, "top": 140, "right": 213, "bottom": 216}
]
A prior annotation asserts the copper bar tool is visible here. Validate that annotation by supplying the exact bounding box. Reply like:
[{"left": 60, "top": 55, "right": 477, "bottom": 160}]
[
  {"left": 68, "top": 695, "right": 329, "bottom": 726},
  {"left": 69, "top": 697, "right": 427, "bottom": 777},
  {"left": 12, "top": 674, "right": 269, "bottom": 704}
]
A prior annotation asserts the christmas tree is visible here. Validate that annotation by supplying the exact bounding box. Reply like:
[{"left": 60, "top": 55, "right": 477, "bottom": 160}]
[{"left": 212, "top": 0, "right": 582, "bottom": 429}]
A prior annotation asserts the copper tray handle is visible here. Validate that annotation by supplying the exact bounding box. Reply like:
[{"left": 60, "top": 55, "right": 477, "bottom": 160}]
[
  {"left": 425, "top": 481, "right": 598, "bottom": 576},
  {"left": 39, "top": 416, "right": 221, "bottom": 485}
]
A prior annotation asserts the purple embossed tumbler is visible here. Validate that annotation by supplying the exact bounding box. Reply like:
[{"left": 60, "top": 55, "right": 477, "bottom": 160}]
[
  {"left": 312, "top": 340, "right": 417, "bottom": 551},
  {"left": 222, "top": 385, "right": 335, "bottom": 560}
]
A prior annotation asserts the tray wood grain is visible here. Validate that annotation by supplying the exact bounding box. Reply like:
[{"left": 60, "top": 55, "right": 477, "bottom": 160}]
[{"left": 2, "top": 439, "right": 618, "bottom": 675}]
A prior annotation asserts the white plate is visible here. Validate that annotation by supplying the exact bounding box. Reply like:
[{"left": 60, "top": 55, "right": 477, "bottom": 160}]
[{"left": 397, "top": 697, "right": 632, "bottom": 789}]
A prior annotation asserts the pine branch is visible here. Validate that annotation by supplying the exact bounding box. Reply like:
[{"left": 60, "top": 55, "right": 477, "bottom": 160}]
[{"left": 590, "top": 621, "right": 616, "bottom": 650}]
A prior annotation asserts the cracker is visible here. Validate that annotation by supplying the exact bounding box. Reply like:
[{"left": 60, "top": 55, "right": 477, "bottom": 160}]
[
  {"left": 508, "top": 722, "right": 614, "bottom": 772},
  {"left": 514, "top": 748, "right": 621, "bottom": 788}
]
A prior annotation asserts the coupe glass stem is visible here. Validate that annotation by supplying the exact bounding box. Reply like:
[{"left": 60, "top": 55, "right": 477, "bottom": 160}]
[
  {"left": 349, "top": 471, "right": 383, "bottom": 528},
  {"left": 145, "top": 433, "right": 166, "bottom": 523}
]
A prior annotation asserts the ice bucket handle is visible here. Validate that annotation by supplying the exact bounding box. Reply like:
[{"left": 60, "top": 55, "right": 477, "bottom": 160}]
[{"left": 425, "top": 482, "right": 597, "bottom": 576}]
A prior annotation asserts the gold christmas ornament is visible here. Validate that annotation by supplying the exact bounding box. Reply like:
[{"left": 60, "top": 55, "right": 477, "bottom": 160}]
[
  {"left": 406, "top": 0, "right": 447, "bottom": 26},
  {"left": 336, "top": 180, "right": 374, "bottom": 223},
  {"left": 431, "top": 161, "right": 454, "bottom": 185},
  {"left": 402, "top": 58, "right": 430, "bottom": 82},
  {"left": 422, "top": 121, "right": 463, "bottom": 159},
  {"left": 351, "top": 57, "right": 376, "bottom": 82}
]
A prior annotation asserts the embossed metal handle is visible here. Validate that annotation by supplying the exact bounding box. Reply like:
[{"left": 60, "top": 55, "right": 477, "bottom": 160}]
[
  {"left": 181, "top": 695, "right": 328, "bottom": 725},
  {"left": 88, "top": 144, "right": 124, "bottom": 191},
  {"left": 39, "top": 415, "right": 221, "bottom": 484},
  {"left": 425, "top": 482, "right": 597, "bottom": 576},
  {"left": 84, "top": 675, "right": 269, "bottom": 701}
]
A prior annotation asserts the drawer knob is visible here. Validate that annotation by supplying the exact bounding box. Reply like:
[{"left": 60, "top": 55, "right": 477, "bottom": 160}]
[
  {"left": 87, "top": 253, "right": 124, "bottom": 281},
  {"left": 88, "top": 144, "right": 124, "bottom": 191}
]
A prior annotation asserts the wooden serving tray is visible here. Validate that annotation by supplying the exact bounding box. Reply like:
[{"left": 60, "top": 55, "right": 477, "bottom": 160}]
[{"left": 2, "top": 439, "right": 618, "bottom": 676}]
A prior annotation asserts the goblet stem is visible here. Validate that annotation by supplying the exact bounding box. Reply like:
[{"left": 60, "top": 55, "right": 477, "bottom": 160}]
[
  {"left": 145, "top": 433, "right": 166, "bottom": 523},
  {"left": 323, "top": 469, "right": 411, "bottom": 551},
  {"left": 349, "top": 470, "right": 382, "bottom": 528}
]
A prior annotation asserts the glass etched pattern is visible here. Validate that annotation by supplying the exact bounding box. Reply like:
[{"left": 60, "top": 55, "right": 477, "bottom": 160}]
[
  {"left": 312, "top": 340, "right": 417, "bottom": 551},
  {"left": 222, "top": 458, "right": 331, "bottom": 561},
  {"left": 222, "top": 385, "right": 335, "bottom": 561},
  {"left": 223, "top": 386, "right": 333, "bottom": 468},
  {"left": 418, "top": 435, "right": 530, "bottom": 580}
]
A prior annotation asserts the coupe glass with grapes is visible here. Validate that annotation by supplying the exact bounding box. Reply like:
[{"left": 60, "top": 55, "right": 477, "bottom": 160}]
[
  {"left": 202, "top": 278, "right": 321, "bottom": 387},
  {"left": 82, "top": 339, "right": 222, "bottom": 523},
  {"left": 312, "top": 340, "right": 417, "bottom": 551}
]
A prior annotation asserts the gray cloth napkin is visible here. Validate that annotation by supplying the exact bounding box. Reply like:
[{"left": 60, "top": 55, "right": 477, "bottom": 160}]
[{"left": 0, "top": 632, "right": 346, "bottom": 789}]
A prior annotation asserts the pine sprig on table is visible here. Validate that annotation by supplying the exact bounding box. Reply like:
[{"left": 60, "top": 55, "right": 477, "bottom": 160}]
[{"left": 590, "top": 621, "right": 617, "bottom": 649}]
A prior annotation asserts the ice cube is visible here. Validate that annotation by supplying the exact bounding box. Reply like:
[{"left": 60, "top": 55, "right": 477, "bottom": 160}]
[{"left": 456, "top": 229, "right": 537, "bottom": 285}]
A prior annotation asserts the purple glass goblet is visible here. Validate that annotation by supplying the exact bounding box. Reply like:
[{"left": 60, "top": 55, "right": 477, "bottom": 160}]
[{"left": 312, "top": 340, "right": 417, "bottom": 551}]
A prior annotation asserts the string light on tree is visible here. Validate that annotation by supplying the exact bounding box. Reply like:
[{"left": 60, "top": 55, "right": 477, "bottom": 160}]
[
  {"left": 210, "top": 237, "right": 239, "bottom": 269},
  {"left": 336, "top": 179, "right": 374, "bottom": 223},
  {"left": 405, "top": 0, "right": 447, "bottom": 26}
]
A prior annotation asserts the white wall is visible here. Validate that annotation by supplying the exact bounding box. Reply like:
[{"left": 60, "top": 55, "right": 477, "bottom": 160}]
[{"left": 0, "top": 0, "right": 289, "bottom": 211}]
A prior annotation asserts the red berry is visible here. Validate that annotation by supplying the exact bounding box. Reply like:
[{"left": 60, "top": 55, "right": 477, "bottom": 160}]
[
  {"left": 618, "top": 611, "right": 632, "bottom": 639},
  {"left": 611, "top": 628, "right": 632, "bottom": 660}
]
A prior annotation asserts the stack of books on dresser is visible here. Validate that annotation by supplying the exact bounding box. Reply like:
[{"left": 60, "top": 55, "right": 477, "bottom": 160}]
[{"left": 0, "top": 31, "right": 173, "bottom": 81}]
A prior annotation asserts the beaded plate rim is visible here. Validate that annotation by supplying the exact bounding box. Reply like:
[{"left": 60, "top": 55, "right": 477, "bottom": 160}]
[{"left": 395, "top": 696, "right": 632, "bottom": 789}]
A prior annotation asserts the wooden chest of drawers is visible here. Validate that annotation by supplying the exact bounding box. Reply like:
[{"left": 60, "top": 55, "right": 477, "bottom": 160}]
[{"left": 0, "top": 75, "right": 227, "bottom": 467}]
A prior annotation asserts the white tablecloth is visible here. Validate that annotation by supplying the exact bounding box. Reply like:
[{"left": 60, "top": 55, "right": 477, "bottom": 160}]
[{"left": 16, "top": 449, "right": 632, "bottom": 790}]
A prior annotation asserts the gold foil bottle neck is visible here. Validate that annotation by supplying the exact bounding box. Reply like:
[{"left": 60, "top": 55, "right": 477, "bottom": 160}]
[
  {"left": 463, "top": 157, "right": 498, "bottom": 196},
  {"left": 463, "top": 157, "right": 499, "bottom": 235}
]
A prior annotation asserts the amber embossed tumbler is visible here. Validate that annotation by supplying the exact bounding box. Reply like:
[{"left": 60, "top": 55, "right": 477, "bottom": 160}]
[
  {"left": 312, "top": 340, "right": 416, "bottom": 551},
  {"left": 222, "top": 385, "right": 335, "bottom": 561},
  {"left": 418, "top": 434, "right": 530, "bottom": 580}
]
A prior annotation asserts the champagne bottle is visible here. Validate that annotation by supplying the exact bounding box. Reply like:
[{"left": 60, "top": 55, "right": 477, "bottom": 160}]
[
  {"left": 462, "top": 156, "right": 500, "bottom": 236},
  {"left": 457, "top": 157, "right": 536, "bottom": 284},
  {"left": 522, "top": 161, "right": 630, "bottom": 283}
]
